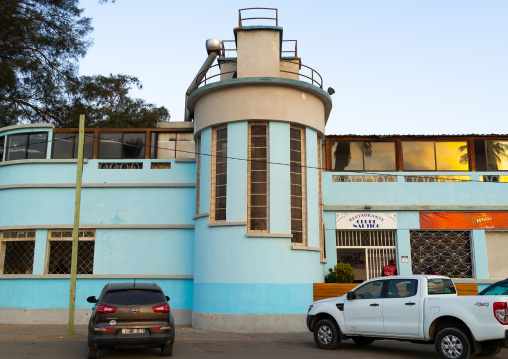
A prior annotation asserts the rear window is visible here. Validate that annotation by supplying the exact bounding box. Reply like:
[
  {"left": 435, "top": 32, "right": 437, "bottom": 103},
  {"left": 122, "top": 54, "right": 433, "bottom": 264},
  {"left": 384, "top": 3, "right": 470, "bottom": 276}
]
[
  {"left": 428, "top": 278, "right": 456, "bottom": 295},
  {"left": 102, "top": 290, "right": 165, "bottom": 305}
]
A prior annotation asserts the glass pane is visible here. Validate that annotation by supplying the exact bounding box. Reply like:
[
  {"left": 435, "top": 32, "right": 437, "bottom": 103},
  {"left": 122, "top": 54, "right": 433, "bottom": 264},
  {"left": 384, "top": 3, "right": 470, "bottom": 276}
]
[
  {"left": 251, "top": 182, "right": 267, "bottom": 194},
  {"left": 290, "top": 128, "right": 301, "bottom": 140},
  {"left": 330, "top": 141, "right": 363, "bottom": 171},
  {"left": 290, "top": 150, "right": 301, "bottom": 162},
  {"left": 353, "top": 280, "right": 384, "bottom": 299},
  {"left": 0, "top": 136, "right": 4, "bottom": 162},
  {"left": 150, "top": 132, "right": 157, "bottom": 159},
  {"left": 483, "top": 283, "right": 508, "bottom": 295},
  {"left": 7, "top": 134, "right": 27, "bottom": 160},
  {"left": 251, "top": 170, "right": 267, "bottom": 182},
  {"left": 291, "top": 196, "right": 302, "bottom": 208},
  {"left": 435, "top": 142, "right": 469, "bottom": 171},
  {"left": 250, "top": 219, "right": 267, "bottom": 231},
  {"left": 291, "top": 184, "right": 302, "bottom": 196},
  {"left": 402, "top": 141, "right": 435, "bottom": 170},
  {"left": 251, "top": 136, "right": 266, "bottom": 148},
  {"left": 486, "top": 141, "right": 508, "bottom": 171},
  {"left": 53, "top": 133, "right": 75, "bottom": 159},
  {"left": 216, "top": 185, "right": 227, "bottom": 197},
  {"left": 27, "top": 133, "right": 47, "bottom": 159},
  {"left": 176, "top": 132, "right": 193, "bottom": 141},
  {"left": 99, "top": 133, "right": 122, "bottom": 159},
  {"left": 251, "top": 207, "right": 267, "bottom": 218},
  {"left": 215, "top": 209, "right": 226, "bottom": 221},
  {"left": 474, "top": 140, "right": 487, "bottom": 171},
  {"left": 251, "top": 147, "right": 266, "bottom": 159},
  {"left": 83, "top": 133, "right": 94, "bottom": 159},
  {"left": 364, "top": 142, "right": 396, "bottom": 171},
  {"left": 290, "top": 138, "right": 301, "bottom": 151},
  {"left": 103, "top": 290, "right": 165, "bottom": 305},
  {"left": 251, "top": 125, "right": 266, "bottom": 136},
  {"left": 251, "top": 160, "right": 267, "bottom": 170},
  {"left": 123, "top": 133, "right": 145, "bottom": 159},
  {"left": 251, "top": 195, "right": 267, "bottom": 206}
]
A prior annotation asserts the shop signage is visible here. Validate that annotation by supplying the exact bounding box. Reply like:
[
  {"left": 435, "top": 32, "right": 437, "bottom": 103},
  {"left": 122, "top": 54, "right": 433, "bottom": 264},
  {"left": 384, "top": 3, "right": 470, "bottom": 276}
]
[
  {"left": 336, "top": 213, "right": 398, "bottom": 229},
  {"left": 420, "top": 212, "right": 508, "bottom": 229}
]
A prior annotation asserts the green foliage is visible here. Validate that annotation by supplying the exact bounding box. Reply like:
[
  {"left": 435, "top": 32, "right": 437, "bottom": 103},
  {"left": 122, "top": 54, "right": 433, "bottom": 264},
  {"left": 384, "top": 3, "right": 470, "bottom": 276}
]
[
  {"left": 326, "top": 262, "right": 355, "bottom": 283},
  {"left": 0, "top": 1, "right": 169, "bottom": 128},
  {"left": 55, "top": 74, "right": 170, "bottom": 128}
]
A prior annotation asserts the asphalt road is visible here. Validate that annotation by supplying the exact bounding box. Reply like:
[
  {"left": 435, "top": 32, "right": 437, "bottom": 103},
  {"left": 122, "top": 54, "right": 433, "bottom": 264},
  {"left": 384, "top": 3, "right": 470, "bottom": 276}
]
[{"left": 1, "top": 325, "right": 507, "bottom": 359}]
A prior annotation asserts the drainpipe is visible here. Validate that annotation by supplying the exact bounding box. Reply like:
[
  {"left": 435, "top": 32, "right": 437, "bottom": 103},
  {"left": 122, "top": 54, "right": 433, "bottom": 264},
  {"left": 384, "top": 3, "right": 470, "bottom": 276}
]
[{"left": 184, "top": 38, "right": 222, "bottom": 121}]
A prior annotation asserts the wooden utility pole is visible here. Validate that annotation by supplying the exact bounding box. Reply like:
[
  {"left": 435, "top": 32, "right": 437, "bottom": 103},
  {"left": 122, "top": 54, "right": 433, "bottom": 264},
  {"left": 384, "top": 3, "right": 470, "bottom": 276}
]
[{"left": 68, "top": 114, "right": 85, "bottom": 335}]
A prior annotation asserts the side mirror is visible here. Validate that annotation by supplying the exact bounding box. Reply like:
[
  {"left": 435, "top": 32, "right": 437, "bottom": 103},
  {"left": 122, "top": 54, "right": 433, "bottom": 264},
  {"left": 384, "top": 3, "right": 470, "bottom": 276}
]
[
  {"left": 165, "top": 296, "right": 170, "bottom": 301},
  {"left": 87, "top": 296, "right": 98, "bottom": 303},
  {"left": 346, "top": 292, "right": 356, "bottom": 300}
]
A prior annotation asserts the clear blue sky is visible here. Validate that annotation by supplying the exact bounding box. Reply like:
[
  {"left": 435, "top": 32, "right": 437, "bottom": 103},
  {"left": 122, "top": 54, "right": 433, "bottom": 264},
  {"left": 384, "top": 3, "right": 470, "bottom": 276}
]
[{"left": 79, "top": 0, "right": 508, "bottom": 135}]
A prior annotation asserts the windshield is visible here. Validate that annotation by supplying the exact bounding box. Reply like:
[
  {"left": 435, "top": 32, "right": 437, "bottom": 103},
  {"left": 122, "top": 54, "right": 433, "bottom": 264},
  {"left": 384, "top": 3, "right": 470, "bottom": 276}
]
[
  {"left": 428, "top": 278, "right": 456, "bottom": 295},
  {"left": 482, "top": 283, "right": 508, "bottom": 295},
  {"left": 102, "top": 290, "right": 165, "bottom": 305}
]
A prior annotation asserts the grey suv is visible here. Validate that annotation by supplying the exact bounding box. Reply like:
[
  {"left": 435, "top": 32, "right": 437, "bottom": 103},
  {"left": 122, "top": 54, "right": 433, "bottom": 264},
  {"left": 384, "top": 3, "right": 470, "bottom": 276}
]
[{"left": 87, "top": 282, "right": 175, "bottom": 358}]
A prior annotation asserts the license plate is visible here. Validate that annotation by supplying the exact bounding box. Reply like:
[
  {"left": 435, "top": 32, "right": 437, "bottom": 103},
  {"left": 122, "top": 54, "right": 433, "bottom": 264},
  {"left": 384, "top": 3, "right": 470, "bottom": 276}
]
[{"left": 121, "top": 328, "right": 145, "bottom": 334}]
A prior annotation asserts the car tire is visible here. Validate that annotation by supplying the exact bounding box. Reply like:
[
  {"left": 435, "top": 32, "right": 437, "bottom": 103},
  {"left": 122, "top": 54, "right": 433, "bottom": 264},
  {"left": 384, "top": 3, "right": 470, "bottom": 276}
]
[
  {"left": 352, "top": 337, "right": 375, "bottom": 346},
  {"left": 313, "top": 319, "right": 341, "bottom": 350},
  {"left": 435, "top": 327, "right": 471, "bottom": 359},
  {"left": 87, "top": 347, "right": 99, "bottom": 359},
  {"left": 477, "top": 340, "right": 502, "bottom": 357},
  {"left": 161, "top": 343, "right": 173, "bottom": 356}
]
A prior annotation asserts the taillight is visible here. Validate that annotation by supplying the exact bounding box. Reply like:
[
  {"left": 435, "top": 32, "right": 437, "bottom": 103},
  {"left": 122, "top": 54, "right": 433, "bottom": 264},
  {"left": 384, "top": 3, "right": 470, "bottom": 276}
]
[
  {"left": 153, "top": 303, "right": 170, "bottom": 313},
  {"left": 97, "top": 304, "right": 117, "bottom": 314},
  {"left": 493, "top": 302, "right": 508, "bottom": 325}
]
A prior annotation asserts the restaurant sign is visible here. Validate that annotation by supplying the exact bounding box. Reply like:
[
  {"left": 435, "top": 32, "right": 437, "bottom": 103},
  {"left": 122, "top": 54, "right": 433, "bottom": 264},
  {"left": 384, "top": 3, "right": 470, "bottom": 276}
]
[
  {"left": 336, "top": 213, "right": 398, "bottom": 229},
  {"left": 420, "top": 212, "right": 508, "bottom": 229}
]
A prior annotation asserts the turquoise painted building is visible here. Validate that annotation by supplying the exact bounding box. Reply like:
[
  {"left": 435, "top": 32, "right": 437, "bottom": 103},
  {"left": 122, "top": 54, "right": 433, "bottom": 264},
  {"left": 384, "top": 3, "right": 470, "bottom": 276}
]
[{"left": 1, "top": 11, "right": 507, "bottom": 331}]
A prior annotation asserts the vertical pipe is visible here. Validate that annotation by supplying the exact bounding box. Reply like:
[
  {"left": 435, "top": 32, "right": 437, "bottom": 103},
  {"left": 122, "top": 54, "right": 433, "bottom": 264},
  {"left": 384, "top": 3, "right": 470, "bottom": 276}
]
[{"left": 68, "top": 114, "right": 85, "bottom": 335}]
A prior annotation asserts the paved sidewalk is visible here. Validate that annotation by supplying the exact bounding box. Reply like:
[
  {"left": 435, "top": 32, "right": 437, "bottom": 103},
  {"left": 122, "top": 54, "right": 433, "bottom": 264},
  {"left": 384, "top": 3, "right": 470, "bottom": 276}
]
[{"left": 0, "top": 324, "right": 507, "bottom": 359}]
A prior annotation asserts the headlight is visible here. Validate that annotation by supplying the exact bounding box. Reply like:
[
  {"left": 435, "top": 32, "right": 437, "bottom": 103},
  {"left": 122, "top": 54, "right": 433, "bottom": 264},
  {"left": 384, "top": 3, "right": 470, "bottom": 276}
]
[{"left": 308, "top": 304, "right": 313, "bottom": 312}]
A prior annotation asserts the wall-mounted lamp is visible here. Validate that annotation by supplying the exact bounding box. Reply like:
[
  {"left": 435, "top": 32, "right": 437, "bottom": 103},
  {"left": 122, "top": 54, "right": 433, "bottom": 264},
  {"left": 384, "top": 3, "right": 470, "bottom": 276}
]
[
  {"left": 327, "top": 87, "right": 335, "bottom": 96},
  {"left": 364, "top": 205, "right": 371, "bottom": 210}
]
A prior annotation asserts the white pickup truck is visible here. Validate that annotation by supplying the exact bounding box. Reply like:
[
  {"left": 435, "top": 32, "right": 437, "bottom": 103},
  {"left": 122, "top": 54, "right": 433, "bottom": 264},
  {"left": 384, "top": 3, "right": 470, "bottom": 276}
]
[{"left": 306, "top": 275, "right": 508, "bottom": 359}]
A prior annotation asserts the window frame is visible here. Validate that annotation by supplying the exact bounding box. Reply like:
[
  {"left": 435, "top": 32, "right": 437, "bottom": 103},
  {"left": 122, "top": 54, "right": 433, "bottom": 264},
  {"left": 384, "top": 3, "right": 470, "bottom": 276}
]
[
  {"left": 329, "top": 140, "right": 397, "bottom": 172},
  {"left": 51, "top": 131, "right": 95, "bottom": 159},
  {"left": 0, "top": 230, "right": 36, "bottom": 275},
  {"left": 46, "top": 230, "right": 95, "bottom": 275},
  {"left": 290, "top": 125, "right": 307, "bottom": 245},
  {"left": 210, "top": 125, "right": 228, "bottom": 223},
  {"left": 0, "top": 135, "right": 4, "bottom": 162},
  {"left": 5, "top": 132, "right": 48, "bottom": 161},
  {"left": 98, "top": 131, "right": 146, "bottom": 159},
  {"left": 247, "top": 122, "right": 269, "bottom": 233}
]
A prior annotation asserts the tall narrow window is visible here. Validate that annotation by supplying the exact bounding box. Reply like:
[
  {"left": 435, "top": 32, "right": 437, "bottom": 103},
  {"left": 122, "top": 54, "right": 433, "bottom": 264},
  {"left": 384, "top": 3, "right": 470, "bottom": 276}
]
[
  {"left": 0, "top": 136, "right": 4, "bottom": 162},
  {"left": 317, "top": 136, "right": 324, "bottom": 258},
  {"left": 248, "top": 123, "right": 269, "bottom": 232},
  {"left": 211, "top": 126, "right": 227, "bottom": 222},
  {"left": 290, "top": 126, "right": 306, "bottom": 245},
  {"left": 195, "top": 135, "right": 201, "bottom": 216}
]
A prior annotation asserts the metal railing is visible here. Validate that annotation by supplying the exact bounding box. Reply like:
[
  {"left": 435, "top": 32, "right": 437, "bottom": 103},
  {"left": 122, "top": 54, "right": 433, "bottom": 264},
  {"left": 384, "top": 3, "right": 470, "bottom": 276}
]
[
  {"left": 239, "top": 8, "right": 278, "bottom": 27},
  {"left": 220, "top": 39, "right": 298, "bottom": 58},
  {"left": 196, "top": 60, "right": 323, "bottom": 88}
]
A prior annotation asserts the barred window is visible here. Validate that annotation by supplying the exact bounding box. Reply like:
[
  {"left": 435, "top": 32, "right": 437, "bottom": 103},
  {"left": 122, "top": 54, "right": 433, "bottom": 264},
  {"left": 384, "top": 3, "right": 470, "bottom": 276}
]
[
  {"left": 290, "top": 126, "right": 306, "bottom": 245},
  {"left": 195, "top": 135, "right": 201, "bottom": 215},
  {"left": 211, "top": 126, "right": 227, "bottom": 222},
  {"left": 410, "top": 230, "right": 473, "bottom": 278},
  {"left": 47, "top": 230, "right": 95, "bottom": 275},
  {"left": 248, "top": 123, "right": 269, "bottom": 232},
  {"left": 0, "top": 230, "right": 36, "bottom": 274}
]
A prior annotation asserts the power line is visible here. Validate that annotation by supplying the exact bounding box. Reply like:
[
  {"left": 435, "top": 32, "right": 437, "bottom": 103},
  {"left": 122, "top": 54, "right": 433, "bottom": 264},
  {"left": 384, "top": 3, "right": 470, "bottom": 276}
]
[{"left": 1, "top": 132, "right": 506, "bottom": 184}]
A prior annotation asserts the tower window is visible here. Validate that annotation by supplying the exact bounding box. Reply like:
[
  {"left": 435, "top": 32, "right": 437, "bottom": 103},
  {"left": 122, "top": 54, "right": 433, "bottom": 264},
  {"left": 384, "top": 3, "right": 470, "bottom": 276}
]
[
  {"left": 290, "top": 126, "right": 307, "bottom": 245},
  {"left": 211, "top": 126, "right": 227, "bottom": 222},
  {"left": 248, "top": 123, "right": 269, "bottom": 232}
]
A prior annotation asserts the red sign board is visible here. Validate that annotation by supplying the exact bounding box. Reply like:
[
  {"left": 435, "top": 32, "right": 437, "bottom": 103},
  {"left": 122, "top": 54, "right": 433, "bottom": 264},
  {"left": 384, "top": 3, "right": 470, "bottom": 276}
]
[{"left": 420, "top": 212, "right": 508, "bottom": 229}]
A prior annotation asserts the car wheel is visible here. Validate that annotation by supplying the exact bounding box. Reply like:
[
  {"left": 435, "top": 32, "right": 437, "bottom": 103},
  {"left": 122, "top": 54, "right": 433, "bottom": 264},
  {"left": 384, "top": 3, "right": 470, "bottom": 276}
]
[
  {"left": 352, "top": 337, "right": 375, "bottom": 346},
  {"left": 477, "top": 340, "right": 502, "bottom": 357},
  {"left": 87, "top": 346, "right": 99, "bottom": 359},
  {"left": 435, "top": 327, "right": 471, "bottom": 359},
  {"left": 313, "top": 319, "right": 341, "bottom": 350},
  {"left": 161, "top": 343, "right": 173, "bottom": 356}
]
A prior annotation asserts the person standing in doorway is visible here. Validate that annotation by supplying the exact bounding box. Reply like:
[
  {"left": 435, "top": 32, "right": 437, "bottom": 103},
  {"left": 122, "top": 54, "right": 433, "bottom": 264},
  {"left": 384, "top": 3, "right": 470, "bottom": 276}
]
[{"left": 382, "top": 259, "right": 397, "bottom": 276}]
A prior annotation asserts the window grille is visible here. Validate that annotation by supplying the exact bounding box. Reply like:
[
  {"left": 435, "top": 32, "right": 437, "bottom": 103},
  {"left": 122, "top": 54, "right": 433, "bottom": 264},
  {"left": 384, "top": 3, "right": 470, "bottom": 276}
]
[
  {"left": 248, "top": 123, "right": 269, "bottom": 232},
  {"left": 332, "top": 175, "right": 397, "bottom": 183},
  {"left": 367, "top": 247, "right": 397, "bottom": 279},
  {"left": 0, "top": 230, "right": 36, "bottom": 274},
  {"left": 336, "top": 230, "right": 395, "bottom": 247},
  {"left": 290, "top": 126, "right": 306, "bottom": 245},
  {"left": 405, "top": 175, "right": 471, "bottom": 183},
  {"left": 410, "top": 230, "right": 472, "bottom": 278},
  {"left": 47, "top": 230, "right": 95, "bottom": 275},
  {"left": 195, "top": 135, "right": 201, "bottom": 215},
  {"left": 98, "top": 162, "right": 143, "bottom": 169},
  {"left": 210, "top": 126, "right": 227, "bottom": 222},
  {"left": 150, "top": 162, "right": 171, "bottom": 169}
]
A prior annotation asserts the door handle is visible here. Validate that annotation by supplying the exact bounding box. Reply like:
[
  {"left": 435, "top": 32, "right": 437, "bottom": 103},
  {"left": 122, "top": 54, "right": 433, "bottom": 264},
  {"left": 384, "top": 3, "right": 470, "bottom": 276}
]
[
  {"left": 370, "top": 303, "right": 380, "bottom": 307},
  {"left": 405, "top": 302, "right": 416, "bottom": 306}
]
